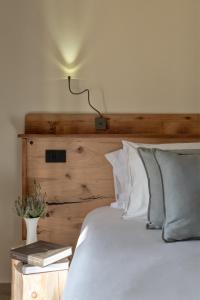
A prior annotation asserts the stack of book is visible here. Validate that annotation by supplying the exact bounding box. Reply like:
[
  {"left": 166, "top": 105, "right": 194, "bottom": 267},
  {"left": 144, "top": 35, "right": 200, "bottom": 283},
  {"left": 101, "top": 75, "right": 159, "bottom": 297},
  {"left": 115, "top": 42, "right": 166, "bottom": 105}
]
[{"left": 10, "top": 240, "right": 72, "bottom": 275}]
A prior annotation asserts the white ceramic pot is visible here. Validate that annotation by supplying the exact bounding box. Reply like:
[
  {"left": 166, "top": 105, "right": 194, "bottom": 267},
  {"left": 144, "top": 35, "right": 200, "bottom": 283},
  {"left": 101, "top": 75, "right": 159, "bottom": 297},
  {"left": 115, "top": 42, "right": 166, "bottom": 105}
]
[{"left": 24, "top": 217, "right": 39, "bottom": 245}]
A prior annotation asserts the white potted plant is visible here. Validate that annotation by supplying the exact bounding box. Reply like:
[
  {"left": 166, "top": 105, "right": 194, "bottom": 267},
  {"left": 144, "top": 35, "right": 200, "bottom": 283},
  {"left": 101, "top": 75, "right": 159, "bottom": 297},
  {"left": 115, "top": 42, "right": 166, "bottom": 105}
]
[{"left": 15, "top": 181, "right": 47, "bottom": 244}]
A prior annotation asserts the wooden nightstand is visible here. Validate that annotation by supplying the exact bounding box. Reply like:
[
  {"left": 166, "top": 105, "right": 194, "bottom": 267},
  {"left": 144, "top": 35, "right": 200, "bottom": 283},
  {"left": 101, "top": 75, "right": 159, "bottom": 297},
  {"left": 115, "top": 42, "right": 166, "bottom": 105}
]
[{"left": 11, "top": 259, "right": 68, "bottom": 300}]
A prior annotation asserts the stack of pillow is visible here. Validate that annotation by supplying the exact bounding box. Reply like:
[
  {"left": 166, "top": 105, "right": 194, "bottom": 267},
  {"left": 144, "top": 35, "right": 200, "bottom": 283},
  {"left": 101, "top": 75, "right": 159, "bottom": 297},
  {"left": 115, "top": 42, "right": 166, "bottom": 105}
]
[{"left": 106, "top": 141, "right": 200, "bottom": 242}]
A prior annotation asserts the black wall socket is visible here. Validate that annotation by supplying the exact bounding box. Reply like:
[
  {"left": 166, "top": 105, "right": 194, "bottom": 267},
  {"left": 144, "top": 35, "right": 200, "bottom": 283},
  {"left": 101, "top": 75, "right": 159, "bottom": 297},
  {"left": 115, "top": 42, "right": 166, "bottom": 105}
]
[{"left": 45, "top": 150, "right": 66, "bottom": 163}]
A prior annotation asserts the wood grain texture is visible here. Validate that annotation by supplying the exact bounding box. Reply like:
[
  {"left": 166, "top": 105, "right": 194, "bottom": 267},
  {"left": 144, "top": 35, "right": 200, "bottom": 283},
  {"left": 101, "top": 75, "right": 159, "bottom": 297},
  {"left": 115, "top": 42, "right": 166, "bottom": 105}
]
[
  {"left": 25, "top": 113, "right": 200, "bottom": 136},
  {"left": 11, "top": 259, "right": 68, "bottom": 300},
  {"left": 22, "top": 139, "right": 27, "bottom": 240},
  {"left": 20, "top": 113, "right": 200, "bottom": 246},
  {"left": 11, "top": 260, "right": 23, "bottom": 300}
]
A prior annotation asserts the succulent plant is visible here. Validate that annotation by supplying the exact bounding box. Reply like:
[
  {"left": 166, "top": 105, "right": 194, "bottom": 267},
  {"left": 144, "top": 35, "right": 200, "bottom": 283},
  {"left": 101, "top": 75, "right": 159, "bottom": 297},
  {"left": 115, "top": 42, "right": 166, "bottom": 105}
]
[{"left": 15, "top": 181, "right": 47, "bottom": 218}]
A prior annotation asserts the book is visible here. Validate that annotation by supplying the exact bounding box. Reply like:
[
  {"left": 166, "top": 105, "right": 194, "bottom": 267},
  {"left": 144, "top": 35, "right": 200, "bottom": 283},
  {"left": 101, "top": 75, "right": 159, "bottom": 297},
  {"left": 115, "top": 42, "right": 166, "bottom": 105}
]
[
  {"left": 10, "top": 240, "right": 72, "bottom": 267},
  {"left": 21, "top": 258, "right": 69, "bottom": 274}
]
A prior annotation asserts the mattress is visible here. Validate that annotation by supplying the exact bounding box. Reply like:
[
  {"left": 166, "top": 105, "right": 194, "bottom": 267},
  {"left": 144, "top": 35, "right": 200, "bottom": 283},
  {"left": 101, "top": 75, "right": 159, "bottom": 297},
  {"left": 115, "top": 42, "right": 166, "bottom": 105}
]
[{"left": 62, "top": 207, "right": 200, "bottom": 300}]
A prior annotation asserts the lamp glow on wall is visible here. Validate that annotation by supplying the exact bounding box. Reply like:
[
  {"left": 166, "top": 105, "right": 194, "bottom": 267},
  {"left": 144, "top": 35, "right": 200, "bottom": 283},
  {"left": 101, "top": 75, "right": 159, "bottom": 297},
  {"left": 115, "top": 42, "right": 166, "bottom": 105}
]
[{"left": 67, "top": 76, "right": 107, "bottom": 130}]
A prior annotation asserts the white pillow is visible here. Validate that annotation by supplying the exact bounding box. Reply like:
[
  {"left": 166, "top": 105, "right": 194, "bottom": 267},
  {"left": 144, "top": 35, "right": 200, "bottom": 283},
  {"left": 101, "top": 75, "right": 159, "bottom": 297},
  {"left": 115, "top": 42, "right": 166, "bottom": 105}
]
[
  {"left": 122, "top": 140, "right": 200, "bottom": 219},
  {"left": 105, "top": 149, "right": 129, "bottom": 209}
]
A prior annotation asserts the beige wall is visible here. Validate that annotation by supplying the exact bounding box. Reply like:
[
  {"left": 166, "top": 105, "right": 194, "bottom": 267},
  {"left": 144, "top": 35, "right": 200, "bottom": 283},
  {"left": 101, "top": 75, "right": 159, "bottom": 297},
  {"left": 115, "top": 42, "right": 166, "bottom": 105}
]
[{"left": 0, "top": 0, "right": 199, "bottom": 282}]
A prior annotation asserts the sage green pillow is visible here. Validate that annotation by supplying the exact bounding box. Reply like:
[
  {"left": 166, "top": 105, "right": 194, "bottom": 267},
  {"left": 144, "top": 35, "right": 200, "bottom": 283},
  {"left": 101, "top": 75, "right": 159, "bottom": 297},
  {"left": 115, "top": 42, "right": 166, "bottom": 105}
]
[
  {"left": 138, "top": 148, "right": 200, "bottom": 229},
  {"left": 155, "top": 149, "right": 200, "bottom": 242},
  {"left": 138, "top": 148, "right": 163, "bottom": 229}
]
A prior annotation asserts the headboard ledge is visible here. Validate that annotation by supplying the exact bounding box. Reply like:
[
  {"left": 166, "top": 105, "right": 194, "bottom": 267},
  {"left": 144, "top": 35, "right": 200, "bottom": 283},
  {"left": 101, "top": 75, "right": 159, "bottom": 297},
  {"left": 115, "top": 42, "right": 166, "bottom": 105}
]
[{"left": 24, "top": 113, "right": 200, "bottom": 137}]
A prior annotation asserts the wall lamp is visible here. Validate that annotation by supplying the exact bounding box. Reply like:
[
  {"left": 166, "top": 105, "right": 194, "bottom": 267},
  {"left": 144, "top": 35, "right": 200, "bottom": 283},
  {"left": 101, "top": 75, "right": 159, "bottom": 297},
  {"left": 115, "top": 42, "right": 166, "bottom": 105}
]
[{"left": 67, "top": 76, "right": 107, "bottom": 130}]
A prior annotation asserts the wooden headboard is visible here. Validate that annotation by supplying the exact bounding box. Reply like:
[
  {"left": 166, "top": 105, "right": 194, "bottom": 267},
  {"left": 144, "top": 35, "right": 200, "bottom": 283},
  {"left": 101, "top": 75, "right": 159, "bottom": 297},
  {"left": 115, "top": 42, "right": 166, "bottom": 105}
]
[{"left": 19, "top": 113, "right": 200, "bottom": 247}]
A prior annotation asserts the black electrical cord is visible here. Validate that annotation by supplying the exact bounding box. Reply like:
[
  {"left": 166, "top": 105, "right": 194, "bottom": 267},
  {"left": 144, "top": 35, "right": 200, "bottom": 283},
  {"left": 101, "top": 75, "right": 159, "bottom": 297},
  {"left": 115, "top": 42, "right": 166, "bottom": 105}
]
[{"left": 68, "top": 76, "right": 102, "bottom": 118}]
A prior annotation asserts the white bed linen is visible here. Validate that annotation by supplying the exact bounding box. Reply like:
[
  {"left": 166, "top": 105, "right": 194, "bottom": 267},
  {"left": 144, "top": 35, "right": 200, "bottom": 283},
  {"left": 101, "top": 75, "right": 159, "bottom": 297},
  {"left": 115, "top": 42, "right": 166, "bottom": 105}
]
[{"left": 62, "top": 207, "right": 200, "bottom": 300}]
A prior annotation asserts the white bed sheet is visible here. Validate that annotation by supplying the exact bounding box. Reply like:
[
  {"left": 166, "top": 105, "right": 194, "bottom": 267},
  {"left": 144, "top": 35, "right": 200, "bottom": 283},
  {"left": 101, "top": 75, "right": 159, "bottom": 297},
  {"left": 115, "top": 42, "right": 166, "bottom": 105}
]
[{"left": 62, "top": 207, "right": 200, "bottom": 300}]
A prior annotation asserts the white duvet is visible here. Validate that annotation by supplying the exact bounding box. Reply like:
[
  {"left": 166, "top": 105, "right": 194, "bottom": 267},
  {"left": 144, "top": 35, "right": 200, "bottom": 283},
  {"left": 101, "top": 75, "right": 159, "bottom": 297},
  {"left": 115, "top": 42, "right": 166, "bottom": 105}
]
[{"left": 62, "top": 207, "right": 200, "bottom": 300}]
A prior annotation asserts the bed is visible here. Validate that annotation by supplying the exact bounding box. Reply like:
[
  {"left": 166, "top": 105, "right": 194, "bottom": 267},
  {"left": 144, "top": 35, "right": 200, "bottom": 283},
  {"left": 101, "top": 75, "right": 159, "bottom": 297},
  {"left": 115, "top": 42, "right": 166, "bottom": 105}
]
[
  {"left": 19, "top": 113, "right": 200, "bottom": 300},
  {"left": 19, "top": 113, "right": 200, "bottom": 248},
  {"left": 62, "top": 206, "right": 200, "bottom": 300}
]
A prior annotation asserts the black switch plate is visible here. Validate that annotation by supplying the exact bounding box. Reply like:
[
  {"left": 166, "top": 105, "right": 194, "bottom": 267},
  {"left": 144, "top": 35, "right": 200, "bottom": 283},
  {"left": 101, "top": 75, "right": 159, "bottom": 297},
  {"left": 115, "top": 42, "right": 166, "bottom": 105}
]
[{"left": 45, "top": 150, "right": 66, "bottom": 163}]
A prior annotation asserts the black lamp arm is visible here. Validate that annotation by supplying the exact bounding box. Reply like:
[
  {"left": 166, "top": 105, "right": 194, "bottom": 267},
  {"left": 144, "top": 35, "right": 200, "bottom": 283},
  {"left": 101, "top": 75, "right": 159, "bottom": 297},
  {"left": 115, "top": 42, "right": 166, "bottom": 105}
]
[{"left": 67, "top": 76, "right": 102, "bottom": 118}]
